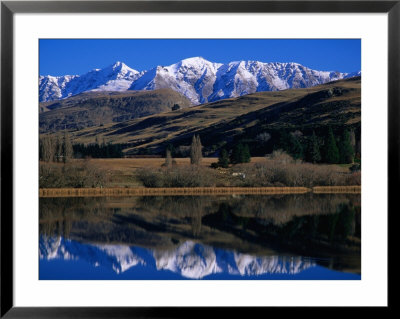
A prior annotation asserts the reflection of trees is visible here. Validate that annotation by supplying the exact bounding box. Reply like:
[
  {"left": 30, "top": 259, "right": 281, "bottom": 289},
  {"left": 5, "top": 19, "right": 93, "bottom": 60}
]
[
  {"left": 39, "top": 197, "right": 109, "bottom": 237},
  {"left": 136, "top": 196, "right": 215, "bottom": 218},
  {"left": 136, "top": 196, "right": 214, "bottom": 238},
  {"left": 39, "top": 194, "right": 360, "bottom": 256},
  {"left": 202, "top": 199, "right": 361, "bottom": 259},
  {"left": 278, "top": 203, "right": 360, "bottom": 243},
  {"left": 228, "top": 194, "right": 360, "bottom": 224}
]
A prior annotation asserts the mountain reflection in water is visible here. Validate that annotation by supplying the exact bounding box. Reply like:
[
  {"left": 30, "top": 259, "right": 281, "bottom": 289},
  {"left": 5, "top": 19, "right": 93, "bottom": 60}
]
[{"left": 39, "top": 194, "right": 361, "bottom": 280}]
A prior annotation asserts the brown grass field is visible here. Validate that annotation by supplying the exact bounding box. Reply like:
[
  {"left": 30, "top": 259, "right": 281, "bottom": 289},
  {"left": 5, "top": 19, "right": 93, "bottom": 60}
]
[
  {"left": 87, "top": 157, "right": 267, "bottom": 170},
  {"left": 39, "top": 157, "right": 361, "bottom": 193}
]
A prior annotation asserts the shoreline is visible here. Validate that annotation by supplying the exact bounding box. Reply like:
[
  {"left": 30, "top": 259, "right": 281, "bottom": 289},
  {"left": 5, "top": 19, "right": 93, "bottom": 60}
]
[{"left": 39, "top": 186, "right": 361, "bottom": 197}]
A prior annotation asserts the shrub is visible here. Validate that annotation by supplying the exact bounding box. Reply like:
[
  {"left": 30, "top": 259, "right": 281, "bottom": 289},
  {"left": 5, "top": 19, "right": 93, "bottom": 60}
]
[
  {"left": 268, "top": 150, "right": 295, "bottom": 164},
  {"left": 210, "top": 162, "right": 219, "bottom": 169},
  {"left": 350, "top": 163, "right": 361, "bottom": 172},
  {"left": 230, "top": 159, "right": 353, "bottom": 187},
  {"left": 39, "top": 161, "right": 108, "bottom": 188},
  {"left": 137, "top": 166, "right": 218, "bottom": 187}
]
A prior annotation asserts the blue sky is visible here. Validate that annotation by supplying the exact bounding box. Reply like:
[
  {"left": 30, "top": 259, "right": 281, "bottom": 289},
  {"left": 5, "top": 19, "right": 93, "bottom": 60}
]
[{"left": 39, "top": 39, "right": 361, "bottom": 76}]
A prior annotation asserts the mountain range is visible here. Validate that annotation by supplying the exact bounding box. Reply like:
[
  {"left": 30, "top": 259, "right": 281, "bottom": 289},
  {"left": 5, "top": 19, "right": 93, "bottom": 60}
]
[{"left": 39, "top": 57, "right": 361, "bottom": 105}]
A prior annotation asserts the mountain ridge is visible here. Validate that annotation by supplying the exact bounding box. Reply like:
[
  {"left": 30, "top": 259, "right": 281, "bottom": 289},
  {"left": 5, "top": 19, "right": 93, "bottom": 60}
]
[{"left": 39, "top": 57, "right": 360, "bottom": 104}]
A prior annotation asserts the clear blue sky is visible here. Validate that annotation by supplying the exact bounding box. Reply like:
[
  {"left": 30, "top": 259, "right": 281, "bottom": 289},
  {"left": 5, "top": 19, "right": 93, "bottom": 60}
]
[{"left": 39, "top": 39, "right": 361, "bottom": 76}]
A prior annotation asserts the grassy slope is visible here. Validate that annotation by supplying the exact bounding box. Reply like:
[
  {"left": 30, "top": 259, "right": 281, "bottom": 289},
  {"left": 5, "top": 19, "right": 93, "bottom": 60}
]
[
  {"left": 39, "top": 88, "right": 192, "bottom": 133},
  {"left": 50, "top": 77, "right": 360, "bottom": 154}
]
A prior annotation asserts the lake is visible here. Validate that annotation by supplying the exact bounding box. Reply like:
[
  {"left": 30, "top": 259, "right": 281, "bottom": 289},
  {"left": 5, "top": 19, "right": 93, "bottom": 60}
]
[{"left": 39, "top": 194, "right": 361, "bottom": 280}]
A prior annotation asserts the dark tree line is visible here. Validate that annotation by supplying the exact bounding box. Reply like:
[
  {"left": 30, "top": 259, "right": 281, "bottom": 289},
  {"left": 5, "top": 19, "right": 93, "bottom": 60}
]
[
  {"left": 40, "top": 133, "right": 124, "bottom": 161},
  {"left": 211, "top": 143, "right": 251, "bottom": 168},
  {"left": 230, "top": 143, "right": 251, "bottom": 164},
  {"left": 157, "top": 126, "right": 358, "bottom": 169},
  {"left": 73, "top": 142, "right": 124, "bottom": 158},
  {"left": 238, "top": 126, "right": 358, "bottom": 165}
]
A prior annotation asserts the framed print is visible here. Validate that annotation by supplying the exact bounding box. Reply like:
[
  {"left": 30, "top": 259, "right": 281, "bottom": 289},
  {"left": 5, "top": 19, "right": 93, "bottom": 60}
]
[{"left": 1, "top": 0, "right": 396, "bottom": 317}]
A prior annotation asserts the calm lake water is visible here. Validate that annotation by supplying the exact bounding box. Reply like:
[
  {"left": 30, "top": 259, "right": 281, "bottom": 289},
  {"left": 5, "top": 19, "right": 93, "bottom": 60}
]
[{"left": 39, "top": 194, "right": 361, "bottom": 280}]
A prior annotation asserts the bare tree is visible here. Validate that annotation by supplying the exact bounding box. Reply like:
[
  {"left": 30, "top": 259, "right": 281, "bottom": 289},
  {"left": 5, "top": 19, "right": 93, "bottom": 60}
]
[
  {"left": 190, "top": 134, "right": 202, "bottom": 165},
  {"left": 40, "top": 136, "right": 55, "bottom": 162},
  {"left": 255, "top": 132, "right": 271, "bottom": 143}
]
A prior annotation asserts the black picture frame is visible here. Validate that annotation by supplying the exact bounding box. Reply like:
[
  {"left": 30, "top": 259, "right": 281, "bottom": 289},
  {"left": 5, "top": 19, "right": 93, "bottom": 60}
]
[{"left": 1, "top": 0, "right": 396, "bottom": 317}]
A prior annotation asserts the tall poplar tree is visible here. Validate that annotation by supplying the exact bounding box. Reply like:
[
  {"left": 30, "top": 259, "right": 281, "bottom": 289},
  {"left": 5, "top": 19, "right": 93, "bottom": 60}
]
[
  {"left": 190, "top": 134, "right": 202, "bottom": 165},
  {"left": 164, "top": 149, "right": 173, "bottom": 168},
  {"left": 63, "top": 131, "right": 73, "bottom": 163}
]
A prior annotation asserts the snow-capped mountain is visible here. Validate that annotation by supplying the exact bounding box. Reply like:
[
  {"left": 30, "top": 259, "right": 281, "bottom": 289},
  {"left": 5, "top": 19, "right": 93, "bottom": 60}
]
[
  {"left": 130, "top": 57, "right": 223, "bottom": 105},
  {"left": 39, "top": 61, "right": 143, "bottom": 102},
  {"left": 39, "top": 236, "right": 315, "bottom": 279},
  {"left": 40, "top": 57, "right": 360, "bottom": 104}
]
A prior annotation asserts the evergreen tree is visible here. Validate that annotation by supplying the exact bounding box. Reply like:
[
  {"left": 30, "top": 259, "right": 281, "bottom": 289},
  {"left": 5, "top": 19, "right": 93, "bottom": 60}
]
[
  {"left": 349, "top": 129, "right": 356, "bottom": 149},
  {"left": 277, "top": 131, "right": 291, "bottom": 153},
  {"left": 230, "top": 143, "right": 243, "bottom": 164},
  {"left": 217, "top": 149, "right": 230, "bottom": 168},
  {"left": 230, "top": 143, "right": 251, "bottom": 164},
  {"left": 289, "top": 134, "right": 303, "bottom": 160},
  {"left": 190, "top": 134, "right": 202, "bottom": 165},
  {"left": 339, "top": 130, "right": 355, "bottom": 164},
  {"left": 307, "top": 131, "right": 321, "bottom": 163},
  {"left": 323, "top": 127, "right": 340, "bottom": 164},
  {"left": 241, "top": 144, "right": 251, "bottom": 163}
]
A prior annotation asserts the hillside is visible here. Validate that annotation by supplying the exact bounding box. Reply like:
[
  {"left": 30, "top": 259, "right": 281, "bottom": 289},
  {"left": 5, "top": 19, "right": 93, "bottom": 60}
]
[
  {"left": 61, "top": 77, "right": 360, "bottom": 157},
  {"left": 39, "top": 88, "right": 192, "bottom": 132}
]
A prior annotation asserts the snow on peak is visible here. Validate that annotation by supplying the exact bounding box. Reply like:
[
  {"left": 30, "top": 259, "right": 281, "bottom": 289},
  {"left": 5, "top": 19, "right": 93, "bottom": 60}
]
[
  {"left": 39, "top": 61, "right": 142, "bottom": 101},
  {"left": 112, "top": 61, "right": 124, "bottom": 67},
  {"left": 180, "top": 56, "right": 208, "bottom": 66},
  {"left": 108, "top": 61, "right": 136, "bottom": 74},
  {"left": 40, "top": 58, "right": 360, "bottom": 103}
]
